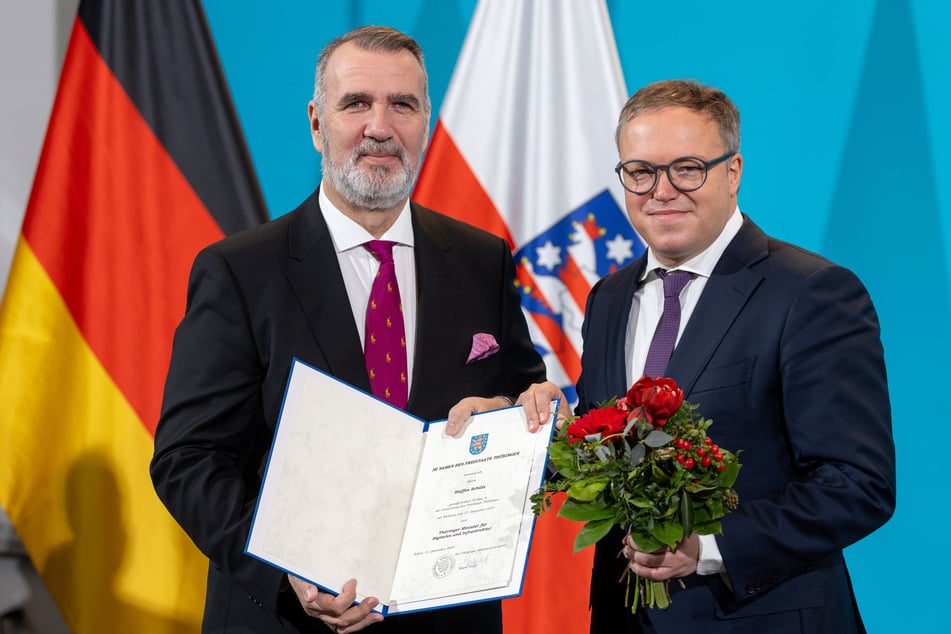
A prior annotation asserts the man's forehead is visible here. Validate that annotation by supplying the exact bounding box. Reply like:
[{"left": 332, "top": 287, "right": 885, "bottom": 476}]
[
  {"left": 621, "top": 108, "right": 721, "bottom": 147},
  {"left": 326, "top": 43, "right": 424, "bottom": 89}
]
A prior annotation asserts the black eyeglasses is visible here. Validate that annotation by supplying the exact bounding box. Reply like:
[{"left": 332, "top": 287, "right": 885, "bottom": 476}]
[{"left": 614, "top": 151, "right": 735, "bottom": 195}]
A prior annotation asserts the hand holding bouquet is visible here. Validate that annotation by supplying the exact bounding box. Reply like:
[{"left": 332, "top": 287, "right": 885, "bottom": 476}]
[{"left": 532, "top": 376, "right": 741, "bottom": 611}]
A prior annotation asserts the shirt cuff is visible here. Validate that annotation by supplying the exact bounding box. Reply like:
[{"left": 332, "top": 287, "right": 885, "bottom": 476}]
[{"left": 696, "top": 534, "right": 725, "bottom": 575}]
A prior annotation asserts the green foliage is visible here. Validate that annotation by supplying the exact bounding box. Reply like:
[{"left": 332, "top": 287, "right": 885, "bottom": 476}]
[
  {"left": 574, "top": 517, "right": 615, "bottom": 552},
  {"left": 532, "top": 386, "right": 743, "bottom": 611}
]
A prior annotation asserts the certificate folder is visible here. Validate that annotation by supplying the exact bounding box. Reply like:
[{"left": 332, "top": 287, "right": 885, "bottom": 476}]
[{"left": 245, "top": 358, "right": 556, "bottom": 616}]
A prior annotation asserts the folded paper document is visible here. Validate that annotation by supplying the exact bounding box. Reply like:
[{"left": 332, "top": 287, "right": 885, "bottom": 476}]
[{"left": 246, "top": 358, "right": 556, "bottom": 615}]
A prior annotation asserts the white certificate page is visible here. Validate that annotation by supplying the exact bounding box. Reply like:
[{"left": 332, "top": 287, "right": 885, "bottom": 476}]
[
  {"left": 246, "top": 359, "right": 555, "bottom": 615},
  {"left": 389, "top": 406, "right": 552, "bottom": 608}
]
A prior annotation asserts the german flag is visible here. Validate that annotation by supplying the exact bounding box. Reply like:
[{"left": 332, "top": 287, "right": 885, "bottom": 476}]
[{"left": 0, "top": 1, "right": 267, "bottom": 632}]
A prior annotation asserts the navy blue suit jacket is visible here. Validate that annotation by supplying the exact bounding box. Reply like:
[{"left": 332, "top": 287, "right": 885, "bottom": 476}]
[
  {"left": 578, "top": 217, "right": 895, "bottom": 633},
  {"left": 151, "top": 191, "right": 545, "bottom": 633}
]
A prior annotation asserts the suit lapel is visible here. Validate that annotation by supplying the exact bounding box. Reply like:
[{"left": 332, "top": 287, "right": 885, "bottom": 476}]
[
  {"left": 406, "top": 204, "right": 452, "bottom": 409},
  {"left": 667, "top": 218, "right": 768, "bottom": 394},
  {"left": 285, "top": 194, "right": 370, "bottom": 391}
]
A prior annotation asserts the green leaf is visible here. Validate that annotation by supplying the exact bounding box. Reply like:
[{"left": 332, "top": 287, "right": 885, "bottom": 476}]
[
  {"left": 693, "top": 520, "right": 723, "bottom": 535},
  {"left": 679, "top": 491, "right": 694, "bottom": 536},
  {"left": 574, "top": 518, "right": 615, "bottom": 552},
  {"left": 693, "top": 506, "right": 712, "bottom": 524},
  {"left": 558, "top": 498, "right": 615, "bottom": 522},
  {"left": 717, "top": 462, "right": 741, "bottom": 487},
  {"left": 628, "top": 442, "right": 645, "bottom": 467},
  {"left": 567, "top": 478, "right": 608, "bottom": 502},
  {"left": 651, "top": 521, "right": 684, "bottom": 548},
  {"left": 627, "top": 497, "right": 654, "bottom": 509},
  {"left": 650, "top": 461, "right": 671, "bottom": 483},
  {"left": 706, "top": 498, "right": 724, "bottom": 518},
  {"left": 629, "top": 530, "right": 663, "bottom": 553},
  {"left": 547, "top": 441, "right": 577, "bottom": 463},
  {"left": 594, "top": 444, "right": 613, "bottom": 462},
  {"left": 643, "top": 429, "right": 674, "bottom": 448}
]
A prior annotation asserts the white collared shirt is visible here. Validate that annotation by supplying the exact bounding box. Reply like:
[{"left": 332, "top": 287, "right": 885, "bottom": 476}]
[
  {"left": 625, "top": 206, "right": 743, "bottom": 577},
  {"left": 318, "top": 185, "right": 418, "bottom": 389},
  {"left": 625, "top": 207, "right": 743, "bottom": 386}
]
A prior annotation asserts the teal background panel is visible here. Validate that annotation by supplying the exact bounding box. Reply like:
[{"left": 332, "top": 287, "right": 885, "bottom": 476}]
[{"left": 203, "top": 1, "right": 947, "bottom": 631}]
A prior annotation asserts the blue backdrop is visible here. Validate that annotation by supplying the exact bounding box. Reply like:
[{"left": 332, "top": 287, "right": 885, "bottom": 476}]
[{"left": 204, "top": 1, "right": 948, "bottom": 631}]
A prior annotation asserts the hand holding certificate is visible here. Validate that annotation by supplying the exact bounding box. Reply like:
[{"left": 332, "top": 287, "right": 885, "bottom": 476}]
[{"left": 246, "top": 359, "right": 556, "bottom": 616}]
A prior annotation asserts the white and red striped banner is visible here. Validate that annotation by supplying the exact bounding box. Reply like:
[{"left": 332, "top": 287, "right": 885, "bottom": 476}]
[{"left": 414, "top": 1, "right": 641, "bottom": 630}]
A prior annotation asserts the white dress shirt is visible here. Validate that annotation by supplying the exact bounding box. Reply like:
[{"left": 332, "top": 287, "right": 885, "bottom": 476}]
[
  {"left": 625, "top": 206, "right": 743, "bottom": 577},
  {"left": 318, "top": 185, "right": 418, "bottom": 390}
]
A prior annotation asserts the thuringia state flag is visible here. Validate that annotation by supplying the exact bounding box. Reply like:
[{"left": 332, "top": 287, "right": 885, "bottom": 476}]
[{"left": 414, "top": 1, "right": 642, "bottom": 630}]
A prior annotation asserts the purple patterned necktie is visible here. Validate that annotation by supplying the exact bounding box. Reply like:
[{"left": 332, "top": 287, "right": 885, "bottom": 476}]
[
  {"left": 363, "top": 240, "right": 408, "bottom": 408},
  {"left": 643, "top": 269, "right": 692, "bottom": 378}
]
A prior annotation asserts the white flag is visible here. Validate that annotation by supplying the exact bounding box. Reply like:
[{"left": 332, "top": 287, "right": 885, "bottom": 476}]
[
  {"left": 416, "top": 0, "right": 640, "bottom": 405},
  {"left": 413, "top": 1, "right": 637, "bottom": 629}
]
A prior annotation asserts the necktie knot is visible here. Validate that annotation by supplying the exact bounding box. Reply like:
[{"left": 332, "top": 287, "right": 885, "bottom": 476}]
[
  {"left": 365, "top": 240, "right": 397, "bottom": 264},
  {"left": 657, "top": 269, "right": 691, "bottom": 298}
]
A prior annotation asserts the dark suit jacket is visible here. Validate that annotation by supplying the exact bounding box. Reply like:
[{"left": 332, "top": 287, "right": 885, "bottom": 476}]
[
  {"left": 577, "top": 217, "right": 895, "bottom": 634},
  {"left": 151, "top": 191, "right": 546, "bottom": 633}
]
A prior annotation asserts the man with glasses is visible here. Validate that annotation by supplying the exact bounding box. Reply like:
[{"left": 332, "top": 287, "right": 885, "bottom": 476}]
[{"left": 516, "top": 79, "right": 895, "bottom": 632}]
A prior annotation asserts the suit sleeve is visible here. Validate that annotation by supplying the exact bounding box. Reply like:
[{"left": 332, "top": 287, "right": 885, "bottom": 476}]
[
  {"left": 150, "top": 246, "right": 286, "bottom": 610},
  {"left": 718, "top": 264, "right": 896, "bottom": 601}
]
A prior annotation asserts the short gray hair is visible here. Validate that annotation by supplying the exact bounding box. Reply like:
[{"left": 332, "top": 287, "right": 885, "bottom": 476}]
[{"left": 312, "top": 25, "right": 431, "bottom": 117}]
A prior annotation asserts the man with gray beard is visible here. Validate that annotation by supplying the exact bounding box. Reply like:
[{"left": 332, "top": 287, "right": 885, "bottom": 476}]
[{"left": 151, "top": 26, "right": 545, "bottom": 634}]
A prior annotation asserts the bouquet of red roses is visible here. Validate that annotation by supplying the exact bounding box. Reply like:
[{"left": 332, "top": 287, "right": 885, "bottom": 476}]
[{"left": 532, "top": 376, "right": 741, "bottom": 611}]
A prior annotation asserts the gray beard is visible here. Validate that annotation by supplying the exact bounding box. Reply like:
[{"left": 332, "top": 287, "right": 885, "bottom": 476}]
[{"left": 322, "top": 139, "right": 419, "bottom": 210}]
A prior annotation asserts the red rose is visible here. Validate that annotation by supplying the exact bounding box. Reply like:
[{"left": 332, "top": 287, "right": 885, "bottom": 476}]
[
  {"left": 625, "top": 376, "right": 684, "bottom": 426},
  {"left": 565, "top": 406, "right": 628, "bottom": 443}
]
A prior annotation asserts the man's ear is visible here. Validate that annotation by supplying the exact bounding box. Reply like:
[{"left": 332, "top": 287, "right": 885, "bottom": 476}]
[
  {"left": 307, "top": 101, "right": 323, "bottom": 154},
  {"left": 728, "top": 152, "right": 743, "bottom": 196}
]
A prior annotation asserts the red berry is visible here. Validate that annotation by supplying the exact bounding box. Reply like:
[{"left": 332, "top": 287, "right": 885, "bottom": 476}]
[
  {"left": 714, "top": 453, "right": 723, "bottom": 462},
  {"left": 685, "top": 458, "right": 695, "bottom": 469},
  {"left": 704, "top": 437, "right": 712, "bottom": 445},
  {"left": 676, "top": 453, "right": 685, "bottom": 463},
  {"left": 711, "top": 445, "right": 719, "bottom": 453},
  {"left": 702, "top": 457, "right": 712, "bottom": 467},
  {"left": 717, "top": 464, "right": 725, "bottom": 472},
  {"left": 697, "top": 448, "right": 707, "bottom": 457}
]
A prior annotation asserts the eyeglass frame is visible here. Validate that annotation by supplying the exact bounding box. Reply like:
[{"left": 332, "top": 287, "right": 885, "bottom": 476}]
[{"left": 614, "top": 150, "right": 736, "bottom": 195}]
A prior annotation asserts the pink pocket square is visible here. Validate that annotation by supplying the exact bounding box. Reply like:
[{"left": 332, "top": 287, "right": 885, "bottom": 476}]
[{"left": 466, "top": 333, "right": 499, "bottom": 363}]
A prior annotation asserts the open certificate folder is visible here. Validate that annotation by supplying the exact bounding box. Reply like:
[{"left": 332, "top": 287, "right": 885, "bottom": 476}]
[{"left": 245, "top": 358, "right": 556, "bottom": 616}]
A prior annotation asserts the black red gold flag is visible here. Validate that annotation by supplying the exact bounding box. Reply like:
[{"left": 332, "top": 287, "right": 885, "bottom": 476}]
[{"left": 0, "top": 1, "right": 267, "bottom": 631}]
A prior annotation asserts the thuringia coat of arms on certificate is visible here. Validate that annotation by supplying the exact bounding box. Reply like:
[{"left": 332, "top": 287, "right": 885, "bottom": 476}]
[{"left": 469, "top": 433, "right": 489, "bottom": 455}]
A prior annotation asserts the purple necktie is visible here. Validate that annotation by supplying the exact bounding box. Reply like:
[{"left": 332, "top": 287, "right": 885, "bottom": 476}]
[
  {"left": 643, "top": 269, "right": 692, "bottom": 378},
  {"left": 364, "top": 240, "right": 408, "bottom": 408}
]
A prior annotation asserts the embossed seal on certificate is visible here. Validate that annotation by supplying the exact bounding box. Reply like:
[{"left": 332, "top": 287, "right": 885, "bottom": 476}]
[{"left": 433, "top": 554, "right": 455, "bottom": 578}]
